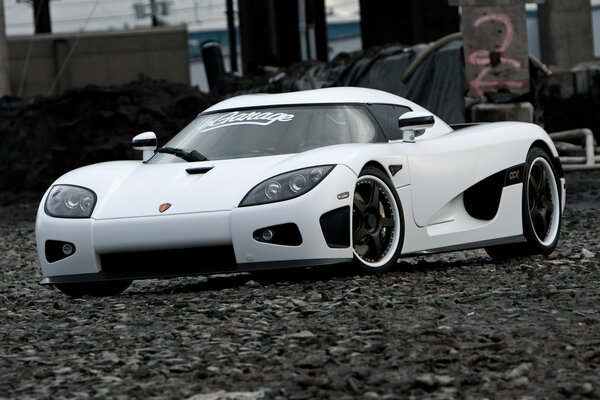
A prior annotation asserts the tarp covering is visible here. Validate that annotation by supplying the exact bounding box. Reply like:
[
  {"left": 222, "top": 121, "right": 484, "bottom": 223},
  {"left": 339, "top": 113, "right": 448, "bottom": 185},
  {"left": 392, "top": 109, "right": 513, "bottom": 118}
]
[{"left": 231, "top": 41, "right": 468, "bottom": 124}]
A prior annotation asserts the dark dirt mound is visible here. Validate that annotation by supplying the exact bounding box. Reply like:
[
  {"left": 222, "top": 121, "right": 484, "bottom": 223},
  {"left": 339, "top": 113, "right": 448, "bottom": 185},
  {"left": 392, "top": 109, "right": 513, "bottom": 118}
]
[{"left": 0, "top": 79, "right": 213, "bottom": 195}]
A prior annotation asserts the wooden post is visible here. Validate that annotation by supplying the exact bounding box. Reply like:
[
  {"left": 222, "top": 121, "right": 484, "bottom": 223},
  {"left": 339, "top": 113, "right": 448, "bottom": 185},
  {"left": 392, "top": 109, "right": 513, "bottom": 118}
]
[
  {"left": 0, "top": 0, "right": 10, "bottom": 96},
  {"left": 450, "top": 0, "right": 530, "bottom": 99},
  {"left": 32, "top": 0, "right": 52, "bottom": 34},
  {"left": 226, "top": 0, "right": 238, "bottom": 73}
]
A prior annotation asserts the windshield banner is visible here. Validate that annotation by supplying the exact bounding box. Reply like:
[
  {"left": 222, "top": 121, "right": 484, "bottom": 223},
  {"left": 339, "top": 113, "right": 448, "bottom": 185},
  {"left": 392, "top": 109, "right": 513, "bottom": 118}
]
[{"left": 197, "top": 111, "right": 295, "bottom": 132}]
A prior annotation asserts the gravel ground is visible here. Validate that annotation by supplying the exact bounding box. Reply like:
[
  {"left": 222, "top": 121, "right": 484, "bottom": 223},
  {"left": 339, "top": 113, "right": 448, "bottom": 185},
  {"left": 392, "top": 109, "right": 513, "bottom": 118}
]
[{"left": 1, "top": 169, "right": 599, "bottom": 400}]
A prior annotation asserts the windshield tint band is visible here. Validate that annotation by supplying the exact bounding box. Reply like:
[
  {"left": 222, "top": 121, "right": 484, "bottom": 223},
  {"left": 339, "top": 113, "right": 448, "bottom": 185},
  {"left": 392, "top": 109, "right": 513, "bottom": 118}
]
[{"left": 148, "top": 104, "right": 386, "bottom": 164}]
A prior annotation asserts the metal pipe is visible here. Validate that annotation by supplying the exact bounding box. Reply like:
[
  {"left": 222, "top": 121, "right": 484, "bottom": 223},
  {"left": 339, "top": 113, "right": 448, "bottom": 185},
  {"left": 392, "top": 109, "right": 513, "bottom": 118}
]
[
  {"left": 202, "top": 41, "right": 226, "bottom": 91},
  {"left": 549, "top": 128, "right": 596, "bottom": 166},
  {"left": 401, "top": 32, "right": 463, "bottom": 83},
  {"left": 401, "top": 32, "right": 553, "bottom": 84},
  {"left": 561, "top": 162, "right": 600, "bottom": 171},
  {"left": 550, "top": 128, "right": 598, "bottom": 169},
  {"left": 559, "top": 156, "right": 600, "bottom": 163}
]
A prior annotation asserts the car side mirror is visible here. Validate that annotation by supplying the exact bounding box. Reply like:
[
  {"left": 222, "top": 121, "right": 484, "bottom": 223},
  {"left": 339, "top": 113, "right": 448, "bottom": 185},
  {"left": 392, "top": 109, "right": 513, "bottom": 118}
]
[
  {"left": 132, "top": 131, "right": 157, "bottom": 161},
  {"left": 398, "top": 112, "right": 435, "bottom": 143}
]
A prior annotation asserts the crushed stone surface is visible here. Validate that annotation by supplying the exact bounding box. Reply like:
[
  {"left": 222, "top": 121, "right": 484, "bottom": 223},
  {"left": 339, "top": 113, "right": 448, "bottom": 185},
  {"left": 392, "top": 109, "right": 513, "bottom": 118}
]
[{"left": 0, "top": 169, "right": 599, "bottom": 399}]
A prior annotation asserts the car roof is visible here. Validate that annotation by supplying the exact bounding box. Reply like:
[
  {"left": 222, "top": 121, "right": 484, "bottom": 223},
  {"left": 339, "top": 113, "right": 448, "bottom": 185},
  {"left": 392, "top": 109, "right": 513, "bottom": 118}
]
[{"left": 204, "top": 87, "right": 429, "bottom": 114}]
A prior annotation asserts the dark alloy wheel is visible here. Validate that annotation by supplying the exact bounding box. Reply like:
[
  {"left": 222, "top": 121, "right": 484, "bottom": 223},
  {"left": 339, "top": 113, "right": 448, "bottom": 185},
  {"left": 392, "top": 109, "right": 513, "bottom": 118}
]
[
  {"left": 352, "top": 167, "right": 404, "bottom": 272},
  {"left": 55, "top": 280, "right": 132, "bottom": 298},
  {"left": 486, "top": 147, "right": 561, "bottom": 261}
]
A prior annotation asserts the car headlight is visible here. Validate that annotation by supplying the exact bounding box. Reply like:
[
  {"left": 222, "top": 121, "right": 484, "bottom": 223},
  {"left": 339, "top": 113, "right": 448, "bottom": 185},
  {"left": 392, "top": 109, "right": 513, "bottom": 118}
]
[
  {"left": 44, "top": 185, "right": 97, "bottom": 218},
  {"left": 240, "top": 165, "right": 335, "bottom": 207}
]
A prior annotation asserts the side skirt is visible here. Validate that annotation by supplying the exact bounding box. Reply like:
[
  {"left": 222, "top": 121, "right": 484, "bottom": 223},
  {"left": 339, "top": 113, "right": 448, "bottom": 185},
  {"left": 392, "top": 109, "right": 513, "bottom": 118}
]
[{"left": 404, "top": 234, "right": 526, "bottom": 256}]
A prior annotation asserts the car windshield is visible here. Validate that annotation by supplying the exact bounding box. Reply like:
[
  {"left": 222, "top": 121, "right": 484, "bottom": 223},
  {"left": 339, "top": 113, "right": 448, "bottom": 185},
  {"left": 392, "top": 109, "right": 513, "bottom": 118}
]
[{"left": 147, "top": 105, "right": 384, "bottom": 163}]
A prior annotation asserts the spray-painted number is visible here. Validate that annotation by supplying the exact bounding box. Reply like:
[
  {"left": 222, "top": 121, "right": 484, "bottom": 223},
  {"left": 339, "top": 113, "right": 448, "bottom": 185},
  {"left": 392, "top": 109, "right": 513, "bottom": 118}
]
[{"left": 467, "top": 13, "right": 526, "bottom": 97}]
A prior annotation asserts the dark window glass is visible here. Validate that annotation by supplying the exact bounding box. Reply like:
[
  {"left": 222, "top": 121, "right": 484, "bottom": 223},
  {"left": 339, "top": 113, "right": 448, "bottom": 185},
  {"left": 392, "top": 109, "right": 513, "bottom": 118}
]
[{"left": 366, "top": 104, "right": 412, "bottom": 140}]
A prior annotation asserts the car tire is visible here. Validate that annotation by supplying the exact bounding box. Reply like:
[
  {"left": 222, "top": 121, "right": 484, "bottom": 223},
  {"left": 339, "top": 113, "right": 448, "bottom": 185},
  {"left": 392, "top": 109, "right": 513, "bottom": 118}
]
[
  {"left": 54, "top": 280, "right": 132, "bottom": 298},
  {"left": 351, "top": 167, "right": 404, "bottom": 272},
  {"left": 486, "top": 147, "right": 561, "bottom": 261}
]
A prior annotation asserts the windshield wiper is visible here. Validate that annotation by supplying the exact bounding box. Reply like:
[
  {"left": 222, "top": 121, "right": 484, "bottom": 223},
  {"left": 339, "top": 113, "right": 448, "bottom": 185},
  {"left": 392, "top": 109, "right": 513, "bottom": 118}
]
[{"left": 156, "top": 147, "right": 208, "bottom": 162}]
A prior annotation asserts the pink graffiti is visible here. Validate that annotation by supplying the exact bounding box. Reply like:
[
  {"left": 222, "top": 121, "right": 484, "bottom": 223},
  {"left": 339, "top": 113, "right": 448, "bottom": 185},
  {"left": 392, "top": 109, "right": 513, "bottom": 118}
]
[
  {"left": 470, "top": 67, "right": 526, "bottom": 97},
  {"left": 467, "top": 12, "right": 525, "bottom": 97}
]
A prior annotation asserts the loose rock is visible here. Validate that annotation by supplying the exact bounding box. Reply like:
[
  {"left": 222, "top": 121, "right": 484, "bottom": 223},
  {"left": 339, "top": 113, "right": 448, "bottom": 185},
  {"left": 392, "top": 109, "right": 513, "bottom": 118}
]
[{"left": 0, "top": 169, "right": 599, "bottom": 399}]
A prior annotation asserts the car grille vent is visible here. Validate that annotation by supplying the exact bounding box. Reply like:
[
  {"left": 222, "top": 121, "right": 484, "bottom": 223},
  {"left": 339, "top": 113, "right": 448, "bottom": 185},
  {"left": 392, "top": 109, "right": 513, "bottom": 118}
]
[
  {"left": 186, "top": 167, "right": 214, "bottom": 175},
  {"left": 320, "top": 206, "right": 351, "bottom": 248},
  {"left": 100, "top": 246, "right": 237, "bottom": 279}
]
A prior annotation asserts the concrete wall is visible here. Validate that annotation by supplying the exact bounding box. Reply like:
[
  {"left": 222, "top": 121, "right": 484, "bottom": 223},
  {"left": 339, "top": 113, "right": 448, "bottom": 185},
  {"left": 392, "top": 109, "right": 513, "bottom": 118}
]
[
  {"left": 8, "top": 26, "right": 190, "bottom": 98},
  {"left": 538, "top": 0, "right": 595, "bottom": 69}
]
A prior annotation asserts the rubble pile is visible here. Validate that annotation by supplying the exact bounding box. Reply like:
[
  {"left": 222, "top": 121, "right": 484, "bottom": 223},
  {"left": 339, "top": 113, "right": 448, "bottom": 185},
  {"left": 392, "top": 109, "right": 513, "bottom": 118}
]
[{"left": 0, "top": 79, "right": 212, "bottom": 197}]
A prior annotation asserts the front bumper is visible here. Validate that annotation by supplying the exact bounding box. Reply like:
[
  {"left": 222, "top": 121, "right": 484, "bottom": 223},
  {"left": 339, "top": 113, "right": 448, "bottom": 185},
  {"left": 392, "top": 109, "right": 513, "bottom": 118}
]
[{"left": 36, "top": 165, "right": 356, "bottom": 284}]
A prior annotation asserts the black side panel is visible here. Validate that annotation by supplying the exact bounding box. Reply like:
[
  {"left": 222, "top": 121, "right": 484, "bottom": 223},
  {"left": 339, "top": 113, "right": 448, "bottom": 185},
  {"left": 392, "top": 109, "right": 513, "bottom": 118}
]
[
  {"left": 504, "top": 164, "right": 525, "bottom": 186},
  {"left": 463, "top": 171, "right": 505, "bottom": 220},
  {"left": 320, "top": 206, "right": 350, "bottom": 248},
  {"left": 464, "top": 164, "right": 525, "bottom": 220}
]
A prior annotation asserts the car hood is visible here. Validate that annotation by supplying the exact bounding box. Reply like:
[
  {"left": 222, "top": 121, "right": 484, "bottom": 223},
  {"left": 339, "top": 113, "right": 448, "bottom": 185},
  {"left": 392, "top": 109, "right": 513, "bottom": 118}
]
[{"left": 51, "top": 147, "right": 365, "bottom": 220}]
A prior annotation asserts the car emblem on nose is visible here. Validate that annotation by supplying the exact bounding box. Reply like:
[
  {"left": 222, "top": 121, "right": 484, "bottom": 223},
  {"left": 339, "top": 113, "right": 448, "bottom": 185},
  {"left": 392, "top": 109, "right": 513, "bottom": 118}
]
[{"left": 159, "top": 203, "right": 172, "bottom": 213}]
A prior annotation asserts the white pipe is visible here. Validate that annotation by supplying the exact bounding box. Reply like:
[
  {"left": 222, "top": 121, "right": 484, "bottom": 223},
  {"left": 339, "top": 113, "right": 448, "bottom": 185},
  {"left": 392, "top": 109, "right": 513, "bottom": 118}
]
[
  {"left": 550, "top": 128, "right": 597, "bottom": 168},
  {"left": 560, "top": 156, "right": 600, "bottom": 163}
]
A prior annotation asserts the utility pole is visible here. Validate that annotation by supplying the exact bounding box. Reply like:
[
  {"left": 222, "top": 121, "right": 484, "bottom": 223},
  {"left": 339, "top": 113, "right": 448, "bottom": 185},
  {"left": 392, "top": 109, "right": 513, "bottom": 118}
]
[
  {"left": 0, "top": 0, "right": 11, "bottom": 96},
  {"left": 32, "top": 0, "right": 52, "bottom": 34},
  {"left": 134, "top": 0, "right": 170, "bottom": 27},
  {"left": 149, "top": 0, "right": 159, "bottom": 27},
  {"left": 226, "top": 0, "right": 238, "bottom": 73}
]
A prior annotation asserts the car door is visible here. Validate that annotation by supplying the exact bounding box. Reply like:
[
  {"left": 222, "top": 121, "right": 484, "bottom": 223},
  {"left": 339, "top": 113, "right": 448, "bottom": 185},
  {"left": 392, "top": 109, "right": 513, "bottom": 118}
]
[{"left": 404, "top": 128, "right": 480, "bottom": 228}]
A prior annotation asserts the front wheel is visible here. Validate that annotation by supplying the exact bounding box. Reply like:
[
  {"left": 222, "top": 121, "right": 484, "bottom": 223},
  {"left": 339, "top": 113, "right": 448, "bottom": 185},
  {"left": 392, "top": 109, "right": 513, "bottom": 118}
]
[
  {"left": 55, "top": 280, "right": 132, "bottom": 298},
  {"left": 352, "top": 167, "right": 404, "bottom": 272},
  {"left": 486, "top": 147, "right": 561, "bottom": 261}
]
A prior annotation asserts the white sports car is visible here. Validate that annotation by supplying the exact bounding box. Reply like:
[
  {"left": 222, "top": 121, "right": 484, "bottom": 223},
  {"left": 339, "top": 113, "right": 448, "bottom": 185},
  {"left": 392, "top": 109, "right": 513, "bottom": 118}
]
[{"left": 36, "top": 87, "right": 565, "bottom": 297}]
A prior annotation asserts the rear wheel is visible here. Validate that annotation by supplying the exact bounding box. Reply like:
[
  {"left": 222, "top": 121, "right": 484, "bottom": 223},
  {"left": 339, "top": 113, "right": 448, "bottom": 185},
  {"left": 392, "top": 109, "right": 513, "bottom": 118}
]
[
  {"left": 352, "top": 167, "right": 404, "bottom": 272},
  {"left": 486, "top": 147, "right": 561, "bottom": 261},
  {"left": 55, "top": 280, "right": 132, "bottom": 298}
]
